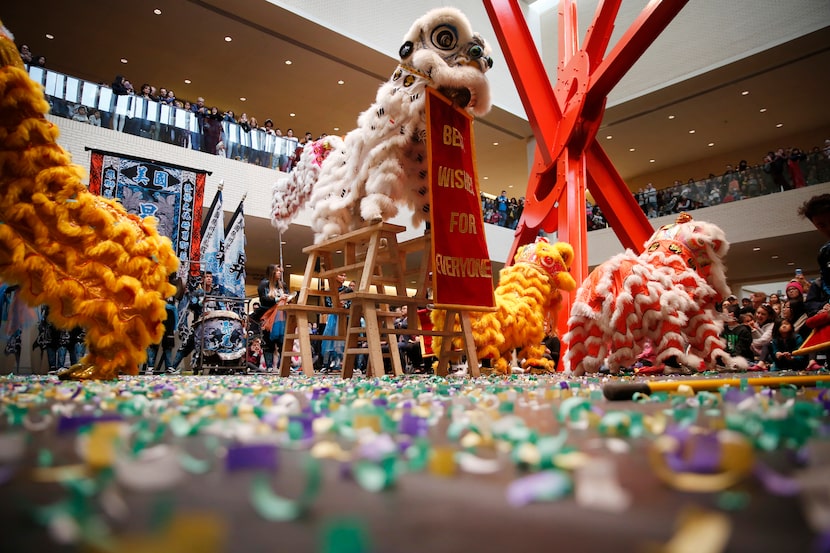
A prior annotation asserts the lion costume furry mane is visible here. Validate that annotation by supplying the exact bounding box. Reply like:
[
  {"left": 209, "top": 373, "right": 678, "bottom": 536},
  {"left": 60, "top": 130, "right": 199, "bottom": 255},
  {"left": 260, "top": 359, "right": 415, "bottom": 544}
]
[
  {"left": 432, "top": 238, "right": 576, "bottom": 374},
  {"left": 0, "top": 21, "right": 178, "bottom": 380},
  {"left": 271, "top": 7, "right": 493, "bottom": 243},
  {"left": 564, "top": 213, "right": 746, "bottom": 375}
]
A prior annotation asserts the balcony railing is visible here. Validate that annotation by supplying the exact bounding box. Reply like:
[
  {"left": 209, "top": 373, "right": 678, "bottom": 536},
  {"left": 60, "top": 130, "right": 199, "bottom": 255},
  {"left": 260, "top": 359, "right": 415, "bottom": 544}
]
[{"left": 28, "top": 65, "right": 299, "bottom": 169}]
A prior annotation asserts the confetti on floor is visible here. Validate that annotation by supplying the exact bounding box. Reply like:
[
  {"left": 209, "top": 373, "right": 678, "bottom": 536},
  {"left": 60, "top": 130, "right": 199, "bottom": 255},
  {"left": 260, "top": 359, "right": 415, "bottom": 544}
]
[{"left": 0, "top": 371, "right": 828, "bottom": 552}]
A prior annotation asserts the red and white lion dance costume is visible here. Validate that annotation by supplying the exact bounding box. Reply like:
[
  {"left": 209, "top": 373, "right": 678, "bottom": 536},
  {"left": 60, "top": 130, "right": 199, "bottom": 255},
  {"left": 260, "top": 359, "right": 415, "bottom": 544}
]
[
  {"left": 270, "top": 8, "right": 492, "bottom": 243},
  {"left": 564, "top": 213, "right": 747, "bottom": 375}
]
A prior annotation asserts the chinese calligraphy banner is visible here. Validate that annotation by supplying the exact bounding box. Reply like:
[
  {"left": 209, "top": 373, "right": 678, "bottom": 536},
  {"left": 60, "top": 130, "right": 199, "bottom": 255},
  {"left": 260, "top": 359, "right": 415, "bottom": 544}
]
[
  {"left": 87, "top": 150, "right": 207, "bottom": 278},
  {"left": 426, "top": 89, "right": 495, "bottom": 310}
]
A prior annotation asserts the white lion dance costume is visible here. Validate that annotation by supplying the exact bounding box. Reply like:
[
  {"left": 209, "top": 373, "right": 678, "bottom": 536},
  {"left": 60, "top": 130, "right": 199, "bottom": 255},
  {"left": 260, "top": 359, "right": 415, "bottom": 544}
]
[
  {"left": 564, "top": 213, "right": 747, "bottom": 375},
  {"left": 271, "top": 8, "right": 493, "bottom": 242}
]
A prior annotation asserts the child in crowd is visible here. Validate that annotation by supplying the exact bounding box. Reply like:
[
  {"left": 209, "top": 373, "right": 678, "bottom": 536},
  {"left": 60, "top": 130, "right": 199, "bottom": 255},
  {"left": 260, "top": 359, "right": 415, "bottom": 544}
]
[
  {"left": 721, "top": 306, "right": 753, "bottom": 364},
  {"left": 768, "top": 318, "right": 807, "bottom": 371}
]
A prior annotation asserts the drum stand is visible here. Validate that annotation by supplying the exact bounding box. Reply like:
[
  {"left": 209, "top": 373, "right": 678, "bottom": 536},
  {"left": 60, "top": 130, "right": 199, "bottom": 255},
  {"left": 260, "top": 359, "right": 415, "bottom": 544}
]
[{"left": 195, "top": 295, "right": 248, "bottom": 375}]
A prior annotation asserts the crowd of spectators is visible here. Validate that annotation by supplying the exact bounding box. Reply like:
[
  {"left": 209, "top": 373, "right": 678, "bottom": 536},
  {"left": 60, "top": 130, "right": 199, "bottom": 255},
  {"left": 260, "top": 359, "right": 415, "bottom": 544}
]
[
  {"left": 583, "top": 142, "right": 830, "bottom": 231},
  {"left": 26, "top": 45, "right": 830, "bottom": 233}
]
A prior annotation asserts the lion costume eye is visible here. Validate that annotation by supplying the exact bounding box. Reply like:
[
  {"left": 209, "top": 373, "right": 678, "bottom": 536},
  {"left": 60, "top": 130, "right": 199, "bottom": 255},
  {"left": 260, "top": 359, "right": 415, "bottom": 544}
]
[
  {"left": 431, "top": 25, "right": 458, "bottom": 50},
  {"left": 468, "top": 44, "right": 483, "bottom": 59}
]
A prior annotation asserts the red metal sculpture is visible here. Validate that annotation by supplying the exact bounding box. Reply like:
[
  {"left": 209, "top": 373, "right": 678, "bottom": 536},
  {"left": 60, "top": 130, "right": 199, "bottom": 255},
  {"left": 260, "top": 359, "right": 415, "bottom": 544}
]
[{"left": 483, "top": 0, "right": 690, "bottom": 339}]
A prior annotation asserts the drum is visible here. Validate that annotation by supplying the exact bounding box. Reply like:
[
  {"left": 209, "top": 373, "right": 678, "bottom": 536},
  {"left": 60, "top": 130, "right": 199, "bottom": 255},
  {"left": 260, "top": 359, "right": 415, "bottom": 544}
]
[{"left": 194, "top": 310, "right": 246, "bottom": 361}]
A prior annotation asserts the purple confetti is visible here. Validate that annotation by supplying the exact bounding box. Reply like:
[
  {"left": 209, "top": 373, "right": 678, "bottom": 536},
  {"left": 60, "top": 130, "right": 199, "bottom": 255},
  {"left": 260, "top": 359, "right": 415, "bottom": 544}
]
[
  {"left": 559, "top": 381, "right": 569, "bottom": 390},
  {"left": 225, "top": 443, "right": 279, "bottom": 472},
  {"left": 753, "top": 462, "right": 801, "bottom": 496},
  {"left": 57, "top": 413, "right": 123, "bottom": 434},
  {"left": 722, "top": 387, "right": 755, "bottom": 404},
  {"left": 0, "top": 465, "right": 16, "bottom": 485},
  {"left": 398, "top": 412, "right": 428, "bottom": 438},
  {"left": 506, "top": 471, "right": 571, "bottom": 507},
  {"left": 664, "top": 430, "right": 721, "bottom": 474}
]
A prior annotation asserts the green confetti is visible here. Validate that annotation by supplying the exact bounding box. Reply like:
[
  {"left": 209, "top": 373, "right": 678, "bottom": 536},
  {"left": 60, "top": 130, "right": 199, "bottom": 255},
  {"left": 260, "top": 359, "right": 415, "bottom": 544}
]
[{"left": 250, "top": 456, "right": 321, "bottom": 521}]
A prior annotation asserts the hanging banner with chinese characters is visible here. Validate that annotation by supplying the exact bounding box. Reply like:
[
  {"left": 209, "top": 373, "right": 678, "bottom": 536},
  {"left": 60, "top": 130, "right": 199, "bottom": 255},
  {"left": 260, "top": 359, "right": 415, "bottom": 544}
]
[
  {"left": 426, "top": 88, "right": 495, "bottom": 310},
  {"left": 87, "top": 150, "right": 207, "bottom": 279}
]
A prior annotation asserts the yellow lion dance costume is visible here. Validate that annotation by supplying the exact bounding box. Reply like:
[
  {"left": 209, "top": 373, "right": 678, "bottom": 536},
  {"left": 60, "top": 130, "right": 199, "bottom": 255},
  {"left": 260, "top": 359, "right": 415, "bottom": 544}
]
[
  {"left": 0, "top": 21, "right": 178, "bottom": 380},
  {"left": 431, "top": 238, "right": 576, "bottom": 374}
]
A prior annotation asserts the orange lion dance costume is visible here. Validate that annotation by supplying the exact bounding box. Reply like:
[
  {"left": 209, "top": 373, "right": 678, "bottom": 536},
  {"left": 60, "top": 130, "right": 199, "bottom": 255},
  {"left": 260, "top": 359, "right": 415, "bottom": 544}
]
[
  {"left": 432, "top": 238, "right": 576, "bottom": 374},
  {"left": 564, "top": 213, "right": 747, "bottom": 375},
  {"left": 0, "top": 22, "right": 178, "bottom": 380}
]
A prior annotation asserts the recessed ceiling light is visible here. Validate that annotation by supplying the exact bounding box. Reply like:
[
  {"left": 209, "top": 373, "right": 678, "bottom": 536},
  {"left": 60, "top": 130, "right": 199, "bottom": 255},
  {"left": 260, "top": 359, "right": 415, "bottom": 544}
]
[
  {"left": 239, "top": 97, "right": 246, "bottom": 101},
  {"left": 337, "top": 80, "right": 345, "bottom": 85},
  {"left": 45, "top": 33, "right": 54, "bottom": 40},
  {"left": 688, "top": 129, "right": 695, "bottom": 134},
  {"left": 708, "top": 142, "right": 715, "bottom": 147},
  {"left": 224, "top": 36, "right": 232, "bottom": 42},
  {"left": 771, "top": 255, "right": 779, "bottom": 259},
  {"left": 289, "top": 113, "right": 296, "bottom": 117},
  {"left": 741, "top": 90, "right": 749, "bottom": 95},
  {"left": 759, "top": 108, "right": 767, "bottom": 113},
  {"left": 606, "top": 135, "right": 612, "bottom": 140},
  {"left": 184, "top": 79, "right": 191, "bottom": 84},
  {"left": 153, "top": 8, "right": 162, "bottom": 15},
  {"left": 483, "top": 176, "right": 489, "bottom": 180},
  {"left": 787, "top": 262, "right": 795, "bottom": 266},
  {"left": 629, "top": 148, "right": 636, "bottom": 152},
  {"left": 649, "top": 159, "right": 655, "bottom": 163},
  {"left": 668, "top": 115, "right": 675, "bottom": 119},
  {"left": 286, "top": 264, "right": 292, "bottom": 268},
  {"left": 120, "top": 58, "right": 128, "bottom": 64},
  {"left": 753, "top": 247, "right": 761, "bottom": 251},
  {"left": 492, "top": 142, "right": 499, "bottom": 146},
  {"left": 508, "top": 184, "right": 513, "bottom": 188},
  {"left": 280, "top": 241, "right": 287, "bottom": 245},
  {"left": 333, "top": 127, "right": 339, "bottom": 131},
  {"left": 285, "top": 60, "right": 292, "bottom": 65},
  {"left": 776, "top": 123, "right": 783, "bottom": 128}
]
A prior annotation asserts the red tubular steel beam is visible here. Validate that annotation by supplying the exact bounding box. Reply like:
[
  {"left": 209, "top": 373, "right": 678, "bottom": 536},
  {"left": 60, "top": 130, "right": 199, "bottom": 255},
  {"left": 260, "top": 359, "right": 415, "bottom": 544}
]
[
  {"left": 483, "top": 0, "right": 561, "bottom": 168},
  {"left": 587, "top": 0, "right": 690, "bottom": 108},
  {"left": 582, "top": 0, "right": 622, "bottom": 70},
  {"left": 585, "top": 139, "right": 653, "bottom": 252}
]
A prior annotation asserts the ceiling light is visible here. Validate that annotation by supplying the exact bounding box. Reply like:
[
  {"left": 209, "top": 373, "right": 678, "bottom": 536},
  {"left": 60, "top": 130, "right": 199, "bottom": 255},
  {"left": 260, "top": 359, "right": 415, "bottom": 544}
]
[
  {"left": 771, "top": 255, "right": 779, "bottom": 259},
  {"left": 239, "top": 97, "right": 246, "bottom": 101},
  {"left": 759, "top": 108, "right": 767, "bottom": 113},
  {"left": 153, "top": 8, "right": 162, "bottom": 15},
  {"left": 708, "top": 142, "right": 715, "bottom": 147},
  {"left": 776, "top": 123, "right": 783, "bottom": 128},
  {"left": 224, "top": 36, "right": 232, "bottom": 42},
  {"left": 280, "top": 241, "right": 287, "bottom": 245},
  {"left": 120, "top": 58, "right": 128, "bottom": 64},
  {"left": 649, "top": 159, "right": 655, "bottom": 163},
  {"left": 184, "top": 79, "right": 191, "bottom": 84},
  {"left": 508, "top": 184, "right": 513, "bottom": 188},
  {"left": 284, "top": 60, "right": 293, "bottom": 65},
  {"left": 492, "top": 142, "right": 499, "bottom": 146},
  {"left": 787, "top": 262, "right": 795, "bottom": 266},
  {"left": 741, "top": 90, "right": 749, "bottom": 95},
  {"left": 688, "top": 129, "right": 695, "bottom": 134},
  {"left": 333, "top": 127, "right": 339, "bottom": 131},
  {"left": 668, "top": 115, "right": 675, "bottom": 119},
  {"left": 753, "top": 247, "right": 761, "bottom": 251},
  {"left": 606, "top": 135, "right": 612, "bottom": 140},
  {"left": 45, "top": 33, "right": 54, "bottom": 40},
  {"left": 337, "top": 80, "right": 345, "bottom": 85},
  {"left": 629, "top": 148, "right": 636, "bottom": 152},
  {"left": 483, "top": 176, "right": 489, "bottom": 180},
  {"left": 289, "top": 113, "right": 296, "bottom": 117}
]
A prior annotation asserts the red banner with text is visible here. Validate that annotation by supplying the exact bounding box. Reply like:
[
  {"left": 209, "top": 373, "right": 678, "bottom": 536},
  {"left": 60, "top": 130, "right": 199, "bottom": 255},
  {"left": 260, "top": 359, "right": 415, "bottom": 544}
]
[{"left": 426, "top": 88, "right": 495, "bottom": 310}]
